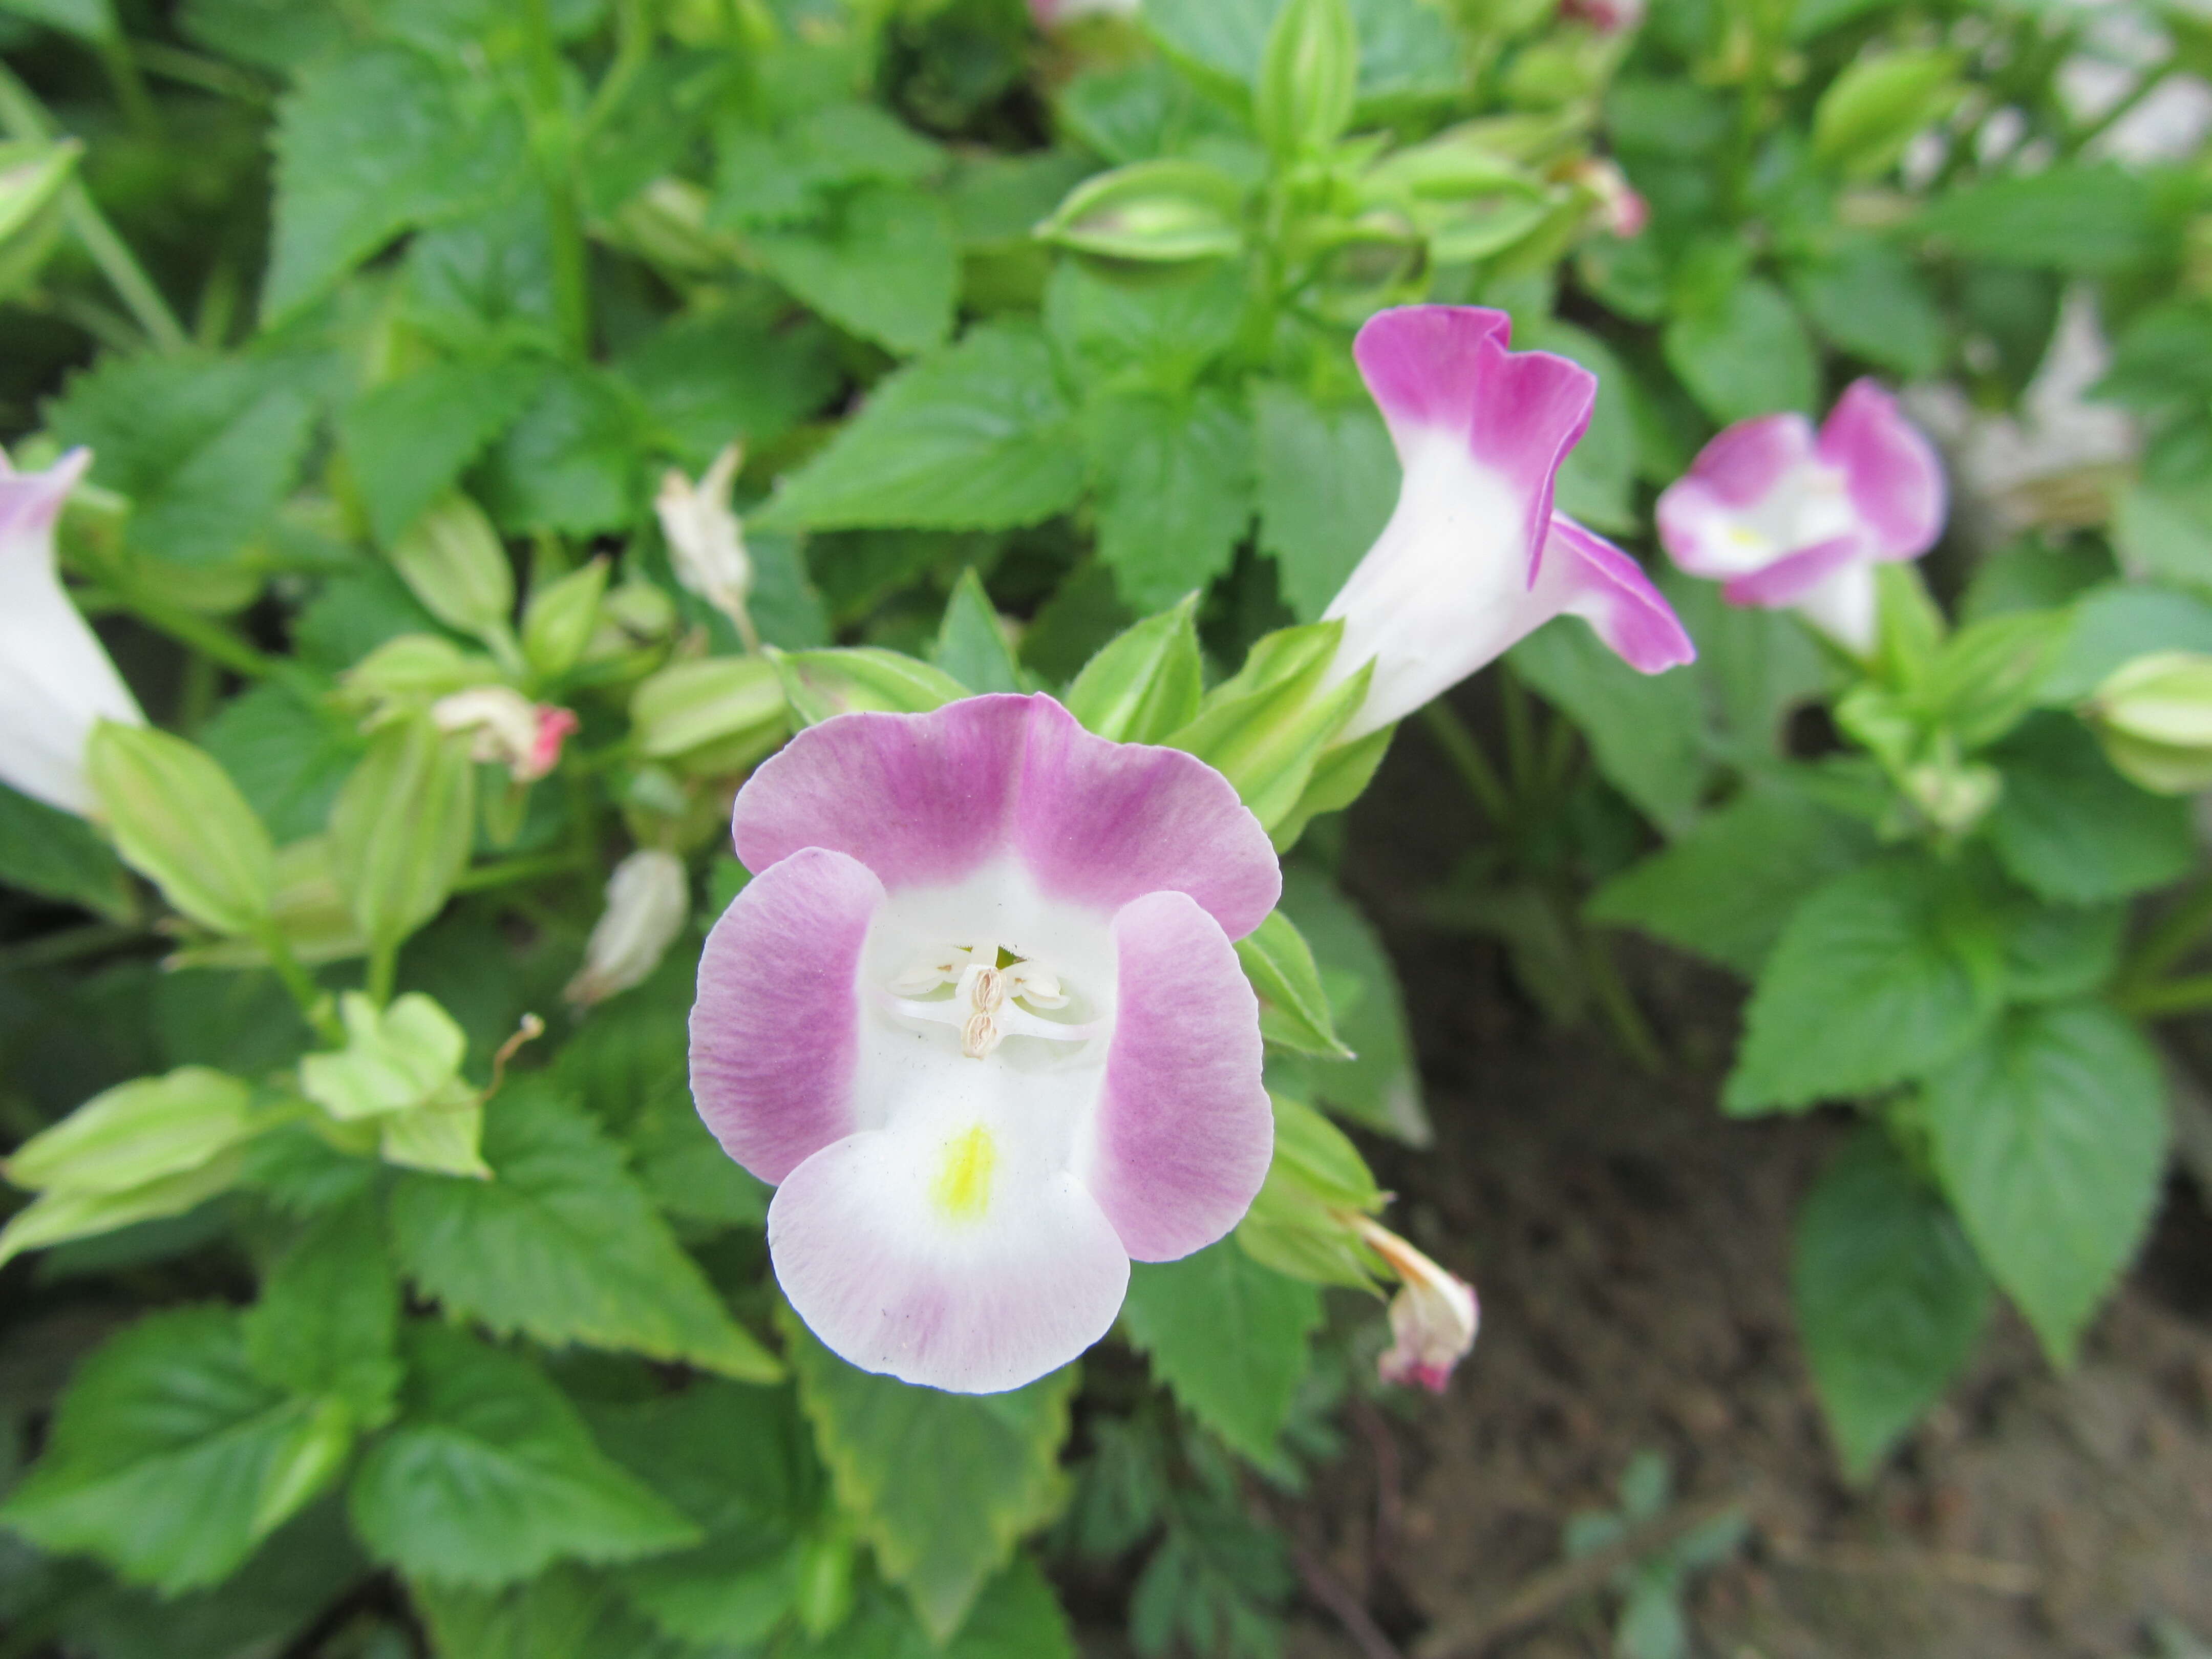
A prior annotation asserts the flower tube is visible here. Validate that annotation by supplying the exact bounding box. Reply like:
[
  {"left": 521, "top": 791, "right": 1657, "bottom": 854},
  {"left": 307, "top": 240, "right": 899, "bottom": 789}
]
[
  {"left": 1655, "top": 379, "right": 1946, "bottom": 655},
  {"left": 690, "top": 694, "right": 1279, "bottom": 1393},
  {"left": 0, "top": 448, "right": 145, "bottom": 816},
  {"left": 1324, "top": 306, "right": 1694, "bottom": 740}
]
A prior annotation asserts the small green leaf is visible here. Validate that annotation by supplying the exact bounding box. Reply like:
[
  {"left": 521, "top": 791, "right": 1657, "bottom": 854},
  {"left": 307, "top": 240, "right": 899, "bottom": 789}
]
[
  {"left": 760, "top": 326, "right": 1084, "bottom": 533},
  {"left": 1034, "top": 159, "right": 1245, "bottom": 263},
  {"left": 1237, "top": 911, "right": 1353, "bottom": 1059},
  {"left": 931, "top": 569, "right": 1025, "bottom": 695},
  {"left": 1273, "top": 865, "right": 1429, "bottom": 1142},
  {"left": 1922, "top": 1001, "right": 2167, "bottom": 1366},
  {"left": 1, "top": 1308, "right": 335, "bottom": 1592},
  {"left": 348, "top": 1323, "right": 701, "bottom": 1587},
  {"left": 1236, "top": 1095, "right": 1385, "bottom": 1289},
  {"left": 1793, "top": 1129, "right": 1990, "bottom": 1480},
  {"left": 412, "top": 1563, "right": 684, "bottom": 1659},
  {"left": 1063, "top": 597, "right": 1204, "bottom": 745},
  {"left": 1811, "top": 49, "right": 1963, "bottom": 178},
  {"left": 88, "top": 724, "right": 276, "bottom": 938},
  {"left": 1121, "top": 1240, "right": 1323, "bottom": 1467},
  {"left": 1166, "top": 623, "right": 1367, "bottom": 830},
  {"left": 1511, "top": 617, "right": 1712, "bottom": 836},
  {"left": 783, "top": 1311, "right": 1076, "bottom": 1642},
  {"left": 386, "top": 1079, "right": 782, "bottom": 1381},
  {"left": 1042, "top": 260, "right": 1245, "bottom": 392},
  {"left": 1921, "top": 165, "right": 2161, "bottom": 275},
  {"left": 4, "top": 1066, "right": 256, "bottom": 1195},
  {"left": 1725, "top": 856, "right": 2006, "bottom": 1115},
  {"left": 0, "top": 1155, "right": 245, "bottom": 1268}
]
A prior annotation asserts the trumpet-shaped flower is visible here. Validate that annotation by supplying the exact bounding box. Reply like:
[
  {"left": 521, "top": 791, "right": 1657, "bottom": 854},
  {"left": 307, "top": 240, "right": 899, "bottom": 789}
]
[
  {"left": 1353, "top": 1216, "right": 1479, "bottom": 1393},
  {"left": 567, "top": 848, "right": 692, "bottom": 1007},
  {"left": 1324, "top": 306, "right": 1693, "bottom": 740},
  {"left": 1656, "top": 380, "right": 1946, "bottom": 655},
  {"left": 690, "top": 693, "right": 1279, "bottom": 1393},
  {"left": 0, "top": 449, "right": 144, "bottom": 815},
  {"left": 430, "top": 686, "right": 579, "bottom": 783}
]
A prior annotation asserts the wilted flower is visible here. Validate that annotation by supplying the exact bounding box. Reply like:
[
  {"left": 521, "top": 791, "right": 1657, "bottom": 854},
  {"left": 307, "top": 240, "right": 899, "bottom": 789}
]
[
  {"left": 1028, "top": 0, "right": 1140, "bottom": 24},
  {"left": 567, "top": 848, "right": 692, "bottom": 1007},
  {"left": 0, "top": 448, "right": 145, "bottom": 816},
  {"left": 1565, "top": 157, "right": 1649, "bottom": 239},
  {"left": 1657, "top": 380, "right": 1946, "bottom": 655},
  {"left": 1353, "top": 1216, "right": 1479, "bottom": 1393},
  {"left": 430, "top": 686, "right": 579, "bottom": 783},
  {"left": 656, "top": 443, "right": 758, "bottom": 653},
  {"left": 690, "top": 694, "right": 1279, "bottom": 1393},
  {"left": 1559, "top": 0, "right": 1645, "bottom": 33},
  {"left": 1324, "top": 306, "right": 1694, "bottom": 739}
]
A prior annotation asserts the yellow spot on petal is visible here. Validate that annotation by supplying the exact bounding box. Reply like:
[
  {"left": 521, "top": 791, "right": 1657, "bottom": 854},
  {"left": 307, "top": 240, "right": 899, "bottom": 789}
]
[{"left": 931, "top": 1125, "right": 996, "bottom": 1223}]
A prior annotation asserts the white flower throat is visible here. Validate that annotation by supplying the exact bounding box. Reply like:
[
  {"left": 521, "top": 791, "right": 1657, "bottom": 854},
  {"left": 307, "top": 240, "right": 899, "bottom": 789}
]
[{"left": 885, "top": 942, "right": 1096, "bottom": 1059}]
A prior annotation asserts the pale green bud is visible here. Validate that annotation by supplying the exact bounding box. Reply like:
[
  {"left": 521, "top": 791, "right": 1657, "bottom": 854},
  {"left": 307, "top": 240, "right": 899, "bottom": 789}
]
[
  {"left": 1256, "top": 0, "right": 1359, "bottom": 161},
  {"left": 1812, "top": 49, "right": 1964, "bottom": 180},
  {"left": 1036, "top": 160, "right": 1246, "bottom": 263},
  {"left": 632, "top": 655, "right": 790, "bottom": 773},
  {"left": 2088, "top": 651, "right": 2212, "bottom": 794},
  {"left": 1063, "top": 595, "right": 1202, "bottom": 745},
  {"left": 327, "top": 717, "right": 477, "bottom": 957},
  {"left": 770, "top": 647, "right": 966, "bottom": 728},
  {"left": 523, "top": 557, "right": 611, "bottom": 680},
  {"left": 4, "top": 1066, "right": 258, "bottom": 1196},
  {"left": 1164, "top": 622, "right": 1370, "bottom": 832},
  {"left": 388, "top": 494, "right": 517, "bottom": 653},
  {"left": 87, "top": 721, "right": 276, "bottom": 937}
]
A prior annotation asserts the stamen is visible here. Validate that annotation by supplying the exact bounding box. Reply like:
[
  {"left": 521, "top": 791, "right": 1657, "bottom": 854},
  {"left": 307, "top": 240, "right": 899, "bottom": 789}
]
[{"left": 884, "top": 940, "right": 1097, "bottom": 1055}]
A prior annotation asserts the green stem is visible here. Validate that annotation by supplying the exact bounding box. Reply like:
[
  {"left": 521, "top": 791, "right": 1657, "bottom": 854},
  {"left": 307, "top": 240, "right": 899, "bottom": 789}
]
[
  {"left": 1580, "top": 921, "right": 1665, "bottom": 1074},
  {"left": 94, "top": 29, "right": 160, "bottom": 140},
  {"left": 0, "top": 62, "right": 190, "bottom": 353},
  {"left": 580, "top": 0, "right": 653, "bottom": 141},
  {"left": 451, "top": 850, "right": 586, "bottom": 895},
  {"left": 521, "top": 0, "right": 590, "bottom": 357},
  {"left": 0, "top": 920, "right": 143, "bottom": 975},
  {"left": 2115, "top": 974, "right": 2212, "bottom": 1020},
  {"left": 2068, "top": 61, "right": 2175, "bottom": 157},
  {"left": 130, "top": 40, "right": 272, "bottom": 107},
  {"left": 260, "top": 928, "right": 342, "bottom": 1043},
  {"left": 2118, "top": 876, "right": 2212, "bottom": 992},
  {"left": 366, "top": 940, "right": 399, "bottom": 1009},
  {"left": 1419, "top": 704, "right": 1511, "bottom": 824},
  {"left": 1498, "top": 663, "right": 1536, "bottom": 802},
  {"left": 81, "top": 582, "right": 278, "bottom": 681}
]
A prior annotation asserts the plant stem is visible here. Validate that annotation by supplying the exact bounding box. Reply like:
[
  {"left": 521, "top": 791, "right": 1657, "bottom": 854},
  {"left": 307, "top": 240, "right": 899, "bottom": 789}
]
[
  {"left": 366, "top": 940, "right": 399, "bottom": 1008},
  {"left": 1498, "top": 663, "right": 1536, "bottom": 801},
  {"left": 521, "top": 0, "right": 590, "bottom": 357},
  {"left": 2116, "top": 974, "right": 2212, "bottom": 1020},
  {"left": 94, "top": 29, "right": 160, "bottom": 140},
  {"left": 451, "top": 851, "right": 587, "bottom": 895},
  {"left": 260, "top": 929, "right": 343, "bottom": 1043},
  {"left": 0, "top": 62, "right": 190, "bottom": 353},
  {"left": 1580, "top": 921, "right": 1665, "bottom": 1074},
  {"left": 1419, "top": 704, "right": 1511, "bottom": 824},
  {"left": 0, "top": 920, "right": 143, "bottom": 975},
  {"left": 2118, "top": 876, "right": 2212, "bottom": 992},
  {"left": 2068, "top": 60, "right": 2175, "bottom": 157},
  {"left": 81, "top": 582, "right": 279, "bottom": 682}
]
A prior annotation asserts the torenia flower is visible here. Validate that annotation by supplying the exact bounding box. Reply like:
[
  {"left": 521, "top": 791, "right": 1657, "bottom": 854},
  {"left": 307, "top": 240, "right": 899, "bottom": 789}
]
[
  {"left": 567, "top": 848, "right": 692, "bottom": 1007},
  {"left": 1352, "top": 1216, "right": 1479, "bottom": 1393},
  {"left": 690, "top": 694, "right": 1279, "bottom": 1393},
  {"left": 1656, "top": 380, "right": 1946, "bottom": 655},
  {"left": 1324, "top": 306, "right": 1693, "bottom": 739},
  {"left": 431, "top": 686, "right": 579, "bottom": 784},
  {"left": 656, "top": 443, "right": 758, "bottom": 653},
  {"left": 0, "top": 448, "right": 144, "bottom": 815}
]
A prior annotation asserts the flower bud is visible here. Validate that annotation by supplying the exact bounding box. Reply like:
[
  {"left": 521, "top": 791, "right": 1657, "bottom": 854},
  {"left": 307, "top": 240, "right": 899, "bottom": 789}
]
[
  {"left": 566, "top": 848, "right": 691, "bottom": 1007},
  {"left": 1352, "top": 1217, "right": 1479, "bottom": 1393},
  {"left": 431, "top": 686, "right": 579, "bottom": 784},
  {"left": 1036, "top": 160, "right": 1245, "bottom": 263},
  {"left": 1255, "top": 0, "right": 1358, "bottom": 162},
  {"left": 522, "top": 557, "right": 610, "bottom": 680},
  {"left": 632, "top": 655, "right": 789, "bottom": 773},
  {"left": 1166, "top": 622, "right": 1370, "bottom": 835},
  {"left": 388, "top": 494, "right": 517, "bottom": 654},
  {"left": 771, "top": 647, "right": 965, "bottom": 727},
  {"left": 656, "top": 445, "right": 757, "bottom": 651},
  {"left": 1811, "top": 49, "right": 1964, "bottom": 181},
  {"left": 2088, "top": 651, "right": 2212, "bottom": 794},
  {"left": 88, "top": 722, "right": 276, "bottom": 937},
  {"left": 328, "top": 717, "right": 478, "bottom": 959}
]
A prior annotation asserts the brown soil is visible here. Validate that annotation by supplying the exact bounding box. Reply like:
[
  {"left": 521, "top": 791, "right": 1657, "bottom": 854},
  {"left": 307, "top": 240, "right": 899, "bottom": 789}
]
[{"left": 1253, "top": 746, "right": 2212, "bottom": 1659}]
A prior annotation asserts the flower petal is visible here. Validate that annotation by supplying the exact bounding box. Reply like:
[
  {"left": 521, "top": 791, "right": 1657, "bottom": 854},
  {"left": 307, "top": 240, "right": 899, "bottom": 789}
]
[
  {"left": 1080, "top": 889, "right": 1272, "bottom": 1263},
  {"left": 1654, "top": 413, "right": 1820, "bottom": 579},
  {"left": 769, "top": 1124, "right": 1130, "bottom": 1393},
  {"left": 1539, "top": 517, "right": 1697, "bottom": 672},
  {"left": 1349, "top": 304, "right": 1513, "bottom": 435},
  {"left": 1817, "top": 379, "right": 1946, "bottom": 561},
  {"left": 732, "top": 694, "right": 1280, "bottom": 939},
  {"left": 0, "top": 449, "right": 145, "bottom": 815},
  {"left": 1717, "top": 531, "right": 1865, "bottom": 608},
  {"left": 691, "top": 846, "right": 883, "bottom": 1183}
]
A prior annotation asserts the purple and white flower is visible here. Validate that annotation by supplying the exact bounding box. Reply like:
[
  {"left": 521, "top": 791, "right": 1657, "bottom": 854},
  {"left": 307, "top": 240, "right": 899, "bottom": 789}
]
[
  {"left": 1656, "top": 380, "right": 1946, "bottom": 654},
  {"left": 689, "top": 693, "right": 1279, "bottom": 1394},
  {"left": 1324, "top": 306, "right": 1694, "bottom": 739},
  {"left": 0, "top": 449, "right": 144, "bottom": 816}
]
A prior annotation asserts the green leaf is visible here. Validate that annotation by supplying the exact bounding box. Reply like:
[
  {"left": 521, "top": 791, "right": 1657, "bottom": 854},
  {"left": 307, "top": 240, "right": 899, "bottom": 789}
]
[
  {"left": 1034, "top": 158, "right": 1246, "bottom": 263},
  {"left": 1811, "top": 49, "right": 1963, "bottom": 178},
  {"left": 342, "top": 357, "right": 549, "bottom": 549},
  {"left": 0, "top": 1155, "right": 245, "bottom": 1268},
  {"left": 1042, "top": 260, "right": 1245, "bottom": 392},
  {"left": 1923, "top": 1001, "right": 2168, "bottom": 1365},
  {"left": 88, "top": 724, "right": 276, "bottom": 937},
  {"left": 242, "top": 1196, "right": 402, "bottom": 1432},
  {"left": 1144, "top": 0, "right": 1459, "bottom": 108},
  {"left": 1087, "top": 389, "right": 1253, "bottom": 612},
  {"left": 385, "top": 1079, "right": 782, "bottom": 1381},
  {"left": 1725, "top": 856, "right": 2006, "bottom": 1115},
  {"left": 1272, "top": 864, "right": 1429, "bottom": 1142},
  {"left": 477, "top": 365, "right": 649, "bottom": 538},
  {"left": 52, "top": 353, "right": 318, "bottom": 570},
  {"left": 327, "top": 717, "right": 477, "bottom": 958},
  {"left": 1997, "top": 901, "right": 2126, "bottom": 1004},
  {"left": 1510, "top": 615, "right": 1711, "bottom": 836},
  {"left": 413, "top": 1563, "right": 690, "bottom": 1659},
  {"left": 0, "top": 0, "right": 115, "bottom": 41},
  {"left": 761, "top": 326, "right": 1084, "bottom": 533},
  {"left": 1121, "top": 1240, "right": 1323, "bottom": 1466},
  {"left": 1237, "top": 911, "right": 1353, "bottom": 1058},
  {"left": 931, "top": 568, "right": 1025, "bottom": 695},
  {"left": 178, "top": 0, "right": 348, "bottom": 70},
  {"left": 752, "top": 186, "right": 958, "bottom": 357},
  {"left": 1251, "top": 381, "right": 1398, "bottom": 624},
  {"left": 1236, "top": 1094, "right": 1383, "bottom": 1289},
  {"left": 198, "top": 683, "right": 362, "bottom": 845},
  {"left": 1984, "top": 715, "right": 2195, "bottom": 903},
  {"left": 348, "top": 1323, "right": 700, "bottom": 1587},
  {"left": 0, "top": 780, "right": 129, "bottom": 916},
  {"left": 265, "top": 46, "right": 527, "bottom": 321},
  {"left": 613, "top": 310, "right": 838, "bottom": 471},
  {"left": 2039, "top": 584, "right": 2212, "bottom": 703},
  {"left": 2114, "top": 481, "right": 2212, "bottom": 598},
  {"left": 1663, "top": 276, "right": 1817, "bottom": 424},
  {"left": 1063, "top": 597, "right": 1204, "bottom": 744},
  {"left": 773, "top": 647, "right": 969, "bottom": 726},
  {"left": 1589, "top": 784, "right": 1877, "bottom": 977},
  {"left": 4, "top": 1065, "right": 256, "bottom": 1195},
  {"left": 1167, "top": 623, "right": 1367, "bottom": 829},
  {"left": 785, "top": 1561, "right": 1076, "bottom": 1659},
  {"left": 1792, "top": 1129, "right": 1990, "bottom": 1480},
  {"left": 1922, "top": 165, "right": 2161, "bottom": 275},
  {"left": 784, "top": 1311, "right": 1076, "bottom": 1642},
  {"left": 1788, "top": 237, "right": 1946, "bottom": 379},
  {"left": 0, "top": 1308, "right": 337, "bottom": 1592}
]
